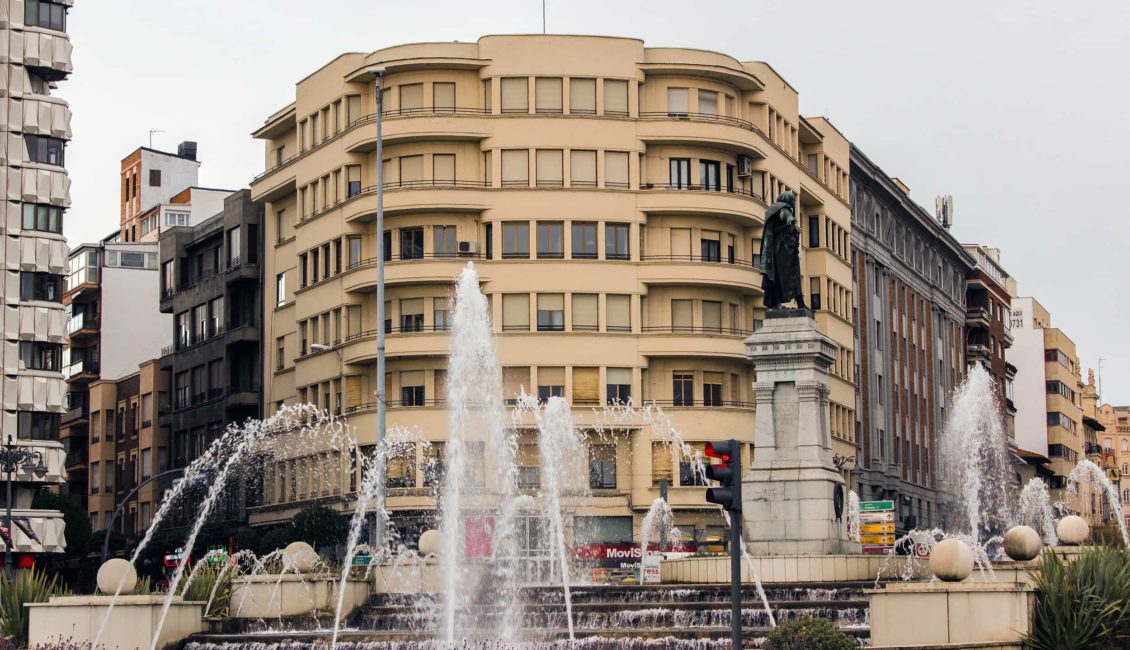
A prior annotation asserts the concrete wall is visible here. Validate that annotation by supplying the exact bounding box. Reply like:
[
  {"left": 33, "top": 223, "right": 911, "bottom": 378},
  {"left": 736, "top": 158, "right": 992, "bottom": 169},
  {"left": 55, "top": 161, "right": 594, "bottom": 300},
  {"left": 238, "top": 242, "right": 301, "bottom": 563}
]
[
  {"left": 1009, "top": 298, "right": 1048, "bottom": 456},
  {"left": 141, "top": 148, "right": 200, "bottom": 210},
  {"left": 28, "top": 595, "right": 203, "bottom": 650},
  {"left": 100, "top": 248, "right": 170, "bottom": 380}
]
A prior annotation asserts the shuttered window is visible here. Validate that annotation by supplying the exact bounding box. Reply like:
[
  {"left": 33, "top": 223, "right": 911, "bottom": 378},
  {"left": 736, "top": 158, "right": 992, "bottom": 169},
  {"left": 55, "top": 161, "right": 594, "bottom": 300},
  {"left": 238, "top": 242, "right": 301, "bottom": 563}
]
[
  {"left": 569, "top": 78, "right": 596, "bottom": 114},
  {"left": 672, "top": 300, "right": 693, "bottom": 330},
  {"left": 679, "top": 442, "right": 707, "bottom": 486},
  {"left": 434, "top": 369, "right": 447, "bottom": 402},
  {"left": 572, "top": 294, "right": 598, "bottom": 331},
  {"left": 698, "top": 90, "right": 718, "bottom": 115},
  {"left": 517, "top": 443, "right": 540, "bottom": 488},
  {"left": 500, "top": 77, "right": 528, "bottom": 113},
  {"left": 570, "top": 150, "right": 597, "bottom": 187},
  {"left": 482, "top": 79, "right": 492, "bottom": 112},
  {"left": 399, "top": 84, "right": 423, "bottom": 112},
  {"left": 387, "top": 441, "right": 416, "bottom": 487},
  {"left": 535, "top": 77, "right": 563, "bottom": 113},
  {"left": 399, "top": 155, "right": 423, "bottom": 185},
  {"left": 603, "top": 79, "right": 628, "bottom": 115},
  {"left": 433, "top": 82, "right": 455, "bottom": 112},
  {"left": 346, "top": 95, "right": 362, "bottom": 124},
  {"left": 433, "top": 154, "right": 455, "bottom": 185},
  {"left": 670, "top": 228, "right": 691, "bottom": 257},
  {"left": 536, "top": 149, "right": 563, "bottom": 186},
  {"left": 537, "top": 367, "right": 565, "bottom": 401},
  {"left": 502, "top": 294, "right": 530, "bottom": 331},
  {"left": 703, "top": 372, "right": 724, "bottom": 406},
  {"left": 703, "top": 300, "right": 722, "bottom": 332},
  {"left": 501, "top": 150, "right": 529, "bottom": 186},
  {"left": 503, "top": 367, "right": 531, "bottom": 402},
  {"left": 606, "top": 367, "right": 631, "bottom": 405},
  {"left": 651, "top": 442, "right": 673, "bottom": 484},
  {"left": 536, "top": 293, "right": 565, "bottom": 331},
  {"left": 345, "top": 375, "right": 363, "bottom": 410},
  {"left": 667, "top": 88, "right": 689, "bottom": 114},
  {"left": 604, "top": 151, "right": 629, "bottom": 188},
  {"left": 607, "top": 295, "right": 630, "bottom": 331},
  {"left": 572, "top": 367, "right": 600, "bottom": 405}
]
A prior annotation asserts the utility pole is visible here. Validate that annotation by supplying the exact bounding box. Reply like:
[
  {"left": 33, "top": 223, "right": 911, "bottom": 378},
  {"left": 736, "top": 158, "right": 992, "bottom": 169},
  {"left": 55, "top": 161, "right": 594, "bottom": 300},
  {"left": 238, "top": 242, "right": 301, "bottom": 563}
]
[
  {"left": 658, "top": 478, "right": 669, "bottom": 552},
  {"left": 372, "top": 67, "right": 387, "bottom": 550},
  {"left": 705, "top": 440, "right": 743, "bottom": 649}
]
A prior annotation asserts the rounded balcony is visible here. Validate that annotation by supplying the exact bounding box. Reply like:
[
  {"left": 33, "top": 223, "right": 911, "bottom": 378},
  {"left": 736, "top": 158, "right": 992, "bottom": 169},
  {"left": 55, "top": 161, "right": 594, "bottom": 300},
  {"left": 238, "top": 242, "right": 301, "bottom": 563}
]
[
  {"left": 343, "top": 254, "right": 484, "bottom": 293},
  {"left": 342, "top": 328, "right": 450, "bottom": 365},
  {"left": 637, "top": 114, "right": 767, "bottom": 159},
  {"left": 636, "top": 185, "right": 766, "bottom": 226},
  {"left": 342, "top": 109, "right": 490, "bottom": 153},
  {"left": 638, "top": 255, "right": 762, "bottom": 294},
  {"left": 343, "top": 181, "right": 491, "bottom": 222},
  {"left": 637, "top": 327, "right": 749, "bottom": 360}
]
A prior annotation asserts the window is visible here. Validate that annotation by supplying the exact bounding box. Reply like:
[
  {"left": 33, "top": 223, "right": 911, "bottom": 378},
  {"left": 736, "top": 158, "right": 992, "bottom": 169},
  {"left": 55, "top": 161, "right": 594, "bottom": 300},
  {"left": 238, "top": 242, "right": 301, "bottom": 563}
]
[
  {"left": 672, "top": 299, "right": 693, "bottom": 331},
  {"left": 399, "top": 83, "right": 423, "bottom": 113},
  {"left": 400, "top": 227, "right": 424, "bottom": 260},
  {"left": 20, "top": 272, "right": 61, "bottom": 302},
  {"left": 346, "top": 165, "right": 361, "bottom": 197},
  {"left": 702, "top": 301, "right": 722, "bottom": 333},
  {"left": 500, "top": 77, "right": 529, "bottom": 113},
  {"left": 400, "top": 371, "right": 425, "bottom": 407},
  {"left": 698, "top": 90, "right": 718, "bottom": 115},
  {"left": 400, "top": 298, "right": 424, "bottom": 332},
  {"left": 572, "top": 294, "right": 598, "bottom": 331},
  {"left": 21, "top": 203, "right": 63, "bottom": 233},
  {"left": 700, "top": 234, "right": 720, "bottom": 263},
  {"left": 651, "top": 442, "right": 673, "bottom": 485},
  {"left": 20, "top": 341, "right": 60, "bottom": 371},
  {"left": 434, "top": 226, "right": 457, "bottom": 257},
  {"left": 605, "top": 151, "right": 629, "bottom": 188},
  {"left": 537, "top": 294, "right": 565, "bottom": 331},
  {"left": 536, "top": 221, "right": 564, "bottom": 258},
  {"left": 810, "top": 277, "right": 822, "bottom": 310},
  {"left": 589, "top": 444, "right": 617, "bottom": 489},
  {"left": 18, "top": 412, "right": 58, "bottom": 441},
  {"left": 535, "top": 77, "right": 562, "bottom": 113},
  {"left": 606, "top": 222, "right": 630, "bottom": 260},
  {"left": 536, "top": 149, "right": 563, "bottom": 187},
  {"left": 424, "top": 442, "right": 446, "bottom": 488},
  {"left": 275, "top": 337, "right": 285, "bottom": 371},
  {"left": 517, "top": 444, "right": 540, "bottom": 489},
  {"left": 679, "top": 443, "right": 707, "bottom": 486},
  {"left": 699, "top": 160, "right": 720, "bottom": 190},
  {"left": 603, "top": 79, "right": 629, "bottom": 116},
  {"left": 501, "top": 149, "right": 529, "bottom": 187},
  {"left": 434, "top": 298, "right": 451, "bottom": 331},
  {"left": 485, "top": 223, "right": 493, "bottom": 259},
  {"left": 24, "top": 135, "right": 65, "bottom": 165},
  {"left": 572, "top": 222, "right": 597, "bottom": 258},
  {"left": 227, "top": 226, "right": 241, "bottom": 266},
  {"left": 570, "top": 150, "right": 597, "bottom": 187},
  {"left": 573, "top": 367, "right": 600, "bottom": 405},
  {"left": 25, "top": 1, "right": 67, "bottom": 31},
  {"left": 606, "top": 368, "right": 631, "bottom": 405},
  {"left": 703, "top": 372, "right": 724, "bottom": 406},
  {"left": 276, "top": 272, "right": 286, "bottom": 307},
  {"left": 673, "top": 372, "right": 694, "bottom": 406},
  {"left": 399, "top": 155, "right": 424, "bottom": 186},
  {"left": 570, "top": 78, "right": 596, "bottom": 114},
  {"left": 669, "top": 158, "right": 690, "bottom": 188},
  {"left": 165, "top": 211, "right": 189, "bottom": 227},
  {"left": 386, "top": 442, "right": 416, "bottom": 487},
  {"left": 433, "top": 82, "right": 455, "bottom": 112},
  {"left": 606, "top": 295, "right": 631, "bottom": 331},
  {"left": 502, "top": 222, "right": 530, "bottom": 258},
  {"left": 502, "top": 294, "right": 530, "bottom": 331},
  {"left": 347, "top": 236, "right": 362, "bottom": 267},
  {"left": 808, "top": 215, "right": 820, "bottom": 248},
  {"left": 383, "top": 230, "right": 392, "bottom": 261},
  {"left": 433, "top": 154, "right": 455, "bottom": 186},
  {"left": 667, "top": 88, "right": 689, "bottom": 116},
  {"left": 149, "top": 169, "right": 161, "bottom": 186},
  {"left": 537, "top": 367, "right": 565, "bottom": 402}
]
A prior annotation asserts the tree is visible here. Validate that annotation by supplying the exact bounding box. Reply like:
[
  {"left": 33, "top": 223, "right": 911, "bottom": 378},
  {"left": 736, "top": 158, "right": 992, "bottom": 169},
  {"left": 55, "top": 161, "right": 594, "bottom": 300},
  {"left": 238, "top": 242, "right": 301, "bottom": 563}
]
[
  {"left": 258, "top": 526, "right": 298, "bottom": 555},
  {"left": 291, "top": 506, "right": 349, "bottom": 551},
  {"left": 32, "top": 492, "right": 90, "bottom": 560}
]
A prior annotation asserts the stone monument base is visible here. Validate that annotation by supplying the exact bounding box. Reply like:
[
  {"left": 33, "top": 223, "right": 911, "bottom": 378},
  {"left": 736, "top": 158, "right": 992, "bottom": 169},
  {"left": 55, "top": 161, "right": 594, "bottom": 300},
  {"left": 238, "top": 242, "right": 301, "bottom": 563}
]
[{"left": 742, "top": 464, "right": 860, "bottom": 555}]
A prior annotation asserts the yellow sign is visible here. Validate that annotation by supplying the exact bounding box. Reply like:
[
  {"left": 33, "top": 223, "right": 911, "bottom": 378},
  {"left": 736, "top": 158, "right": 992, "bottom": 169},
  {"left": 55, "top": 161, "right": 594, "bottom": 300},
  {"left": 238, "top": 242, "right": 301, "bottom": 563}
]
[
  {"left": 860, "top": 512, "right": 895, "bottom": 523},
  {"left": 860, "top": 534, "right": 895, "bottom": 546},
  {"left": 861, "top": 523, "right": 895, "bottom": 534}
]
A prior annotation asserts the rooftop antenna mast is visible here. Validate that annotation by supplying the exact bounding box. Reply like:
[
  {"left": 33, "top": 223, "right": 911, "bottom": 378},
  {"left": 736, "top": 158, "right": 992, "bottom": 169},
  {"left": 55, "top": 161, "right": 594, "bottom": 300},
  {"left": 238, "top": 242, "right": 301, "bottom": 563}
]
[
  {"left": 542, "top": 0, "right": 546, "bottom": 33},
  {"left": 149, "top": 129, "right": 165, "bottom": 148}
]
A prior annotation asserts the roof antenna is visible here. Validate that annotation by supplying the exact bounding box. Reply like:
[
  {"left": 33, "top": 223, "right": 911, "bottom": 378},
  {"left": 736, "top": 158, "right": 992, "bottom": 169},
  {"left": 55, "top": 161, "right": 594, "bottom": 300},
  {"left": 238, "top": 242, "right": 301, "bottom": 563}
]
[
  {"left": 542, "top": 0, "right": 546, "bottom": 33},
  {"left": 149, "top": 129, "right": 165, "bottom": 148}
]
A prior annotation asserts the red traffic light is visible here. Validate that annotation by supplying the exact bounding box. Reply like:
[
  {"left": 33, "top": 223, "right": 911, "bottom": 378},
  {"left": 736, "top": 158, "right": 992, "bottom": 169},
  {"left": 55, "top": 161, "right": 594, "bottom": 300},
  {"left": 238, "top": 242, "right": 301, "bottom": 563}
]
[{"left": 705, "top": 441, "right": 736, "bottom": 462}]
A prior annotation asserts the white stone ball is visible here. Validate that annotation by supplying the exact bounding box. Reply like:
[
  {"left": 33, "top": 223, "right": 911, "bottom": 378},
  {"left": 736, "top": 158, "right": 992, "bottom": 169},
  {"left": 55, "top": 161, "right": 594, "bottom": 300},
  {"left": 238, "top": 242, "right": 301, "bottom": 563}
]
[
  {"left": 1057, "top": 515, "right": 1090, "bottom": 545},
  {"left": 97, "top": 558, "right": 138, "bottom": 595},
  {"left": 418, "top": 529, "right": 442, "bottom": 556},
  {"left": 930, "top": 538, "right": 974, "bottom": 582},
  {"left": 1002, "top": 525, "right": 1043, "bottom": 561},
  {"left": 282, "top": 541, "right": 319, "bottom": 573}
]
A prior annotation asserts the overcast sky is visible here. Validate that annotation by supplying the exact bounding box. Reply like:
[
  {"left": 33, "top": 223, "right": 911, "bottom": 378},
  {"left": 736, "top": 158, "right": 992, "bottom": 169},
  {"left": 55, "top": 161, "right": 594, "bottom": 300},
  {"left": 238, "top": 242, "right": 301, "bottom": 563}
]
[{"left": 61, "top": 0, "right": 1130, "bottom": 402}]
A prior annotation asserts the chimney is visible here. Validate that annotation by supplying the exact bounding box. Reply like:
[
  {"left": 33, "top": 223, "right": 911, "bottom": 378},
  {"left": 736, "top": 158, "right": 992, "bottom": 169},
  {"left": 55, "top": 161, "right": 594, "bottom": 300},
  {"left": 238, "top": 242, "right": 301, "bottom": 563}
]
[{"left": 177, "top": 141, "right": 198, "bottom": 161}]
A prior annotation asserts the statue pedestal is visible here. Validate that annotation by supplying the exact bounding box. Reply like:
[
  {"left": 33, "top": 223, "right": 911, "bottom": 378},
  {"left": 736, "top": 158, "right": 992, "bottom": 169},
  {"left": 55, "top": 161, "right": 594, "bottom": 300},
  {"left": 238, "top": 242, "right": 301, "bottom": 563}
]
[{"left": 742, "top": 310, "right": 858, "bottom": 555}]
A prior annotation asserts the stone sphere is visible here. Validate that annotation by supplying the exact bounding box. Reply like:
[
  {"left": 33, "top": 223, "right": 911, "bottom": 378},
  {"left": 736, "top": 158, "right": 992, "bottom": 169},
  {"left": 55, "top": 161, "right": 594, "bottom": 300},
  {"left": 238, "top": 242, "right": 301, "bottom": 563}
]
[
  {"left": 930, "top": 538, "right": 974, "bottom": 582},
  {"left": 282, "top": 541, "right": 319, "bottom": 573},
  {"left": 1057, "top": 515, "right": 1090, "bottom": 545},
  {"left": 97, "top": 558, "right": 138, "bottom": 595},
  {"left": 1002, "top": 525, "right": 1043, "bottom": 561},
  {"left": 418, "top": 529, "right": 442, "bottom": 556}
]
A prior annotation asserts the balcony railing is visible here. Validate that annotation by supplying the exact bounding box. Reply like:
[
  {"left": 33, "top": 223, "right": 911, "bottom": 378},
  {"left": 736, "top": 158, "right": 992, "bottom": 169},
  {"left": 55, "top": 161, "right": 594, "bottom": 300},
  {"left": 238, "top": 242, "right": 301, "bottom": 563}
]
[
  {"left": 640, "top": 182, "right": 764, "bottom": 201},
  {"left": 642, "top": 399, "right": 755, "bottom": 409},
  {"left": 639, "top": 110, "right": 761, "bottom": 132},
  {"left": 641, "top": 254, "right": 758, "bottom": 269},
  {"left": 65, "top": 313, "right": 100, "bottom": 336},
  {"left": 641, "top": 325, "right": 753, "bottom": 336},
  {"left": 63, "top": 360, "right": 100, "bottom": 379}
]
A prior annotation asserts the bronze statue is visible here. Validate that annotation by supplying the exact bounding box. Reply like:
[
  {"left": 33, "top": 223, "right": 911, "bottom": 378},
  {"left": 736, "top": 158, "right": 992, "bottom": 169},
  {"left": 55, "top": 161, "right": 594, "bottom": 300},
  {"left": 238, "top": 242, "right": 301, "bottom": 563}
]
[{"left": 759, "top": 190, "right": 806, "bottom": 310}]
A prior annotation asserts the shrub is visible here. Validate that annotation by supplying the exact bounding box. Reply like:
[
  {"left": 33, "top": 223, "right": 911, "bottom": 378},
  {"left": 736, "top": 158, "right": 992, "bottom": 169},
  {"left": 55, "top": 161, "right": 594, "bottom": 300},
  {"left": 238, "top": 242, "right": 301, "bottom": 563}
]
[
  {"left": 258, "top": 526, "right": 298, "bottom": 555},
  {"left": 291, "top": 506, "right": 348, "bottom": 550},
  {"left": 764, "top": 617, "right": 857, "bottom": 650},
  {"left": 1026, "top": 546, "right": 1130, "bottom": 649},
  {"left": 0, "top": 568, "right": 69, "bottom": 646},
  {"left": 174, "top": 566, "right": 232, "bottom": 618}
]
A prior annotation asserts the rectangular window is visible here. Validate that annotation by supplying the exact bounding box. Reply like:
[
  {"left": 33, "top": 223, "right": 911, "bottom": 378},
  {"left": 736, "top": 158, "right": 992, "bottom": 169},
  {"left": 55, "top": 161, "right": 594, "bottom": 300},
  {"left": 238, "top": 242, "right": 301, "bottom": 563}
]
[
  {"left": 227, "top": 226, "right": 241, "bottom": 266},
  {"left": 679, "top": 443, "right": 708, "bottom": 486},
  {"left": 21, "top": 203, "right": 63, "bottom": 233},
  {"left": 400, "top": 227, "right": 424, "bottom": 259},
  {"left": 18, "top": 412, "right": 58, "bottom": 441},
  {"left": 434, "top": 225, "right": 457, "bottom": 257},
  {"left": 400, "top": 298, "right": 424, "bottom": 332},
  {"left": 433, "top": 82, "right": 456, "bottom": 112},
  {"left": 673, "top": 372, "right": 694, "bottom": 406},
  {"left": 810, "top": 277, "right": 822, "bottom": 310},
  {"left": 276, "top": 272, "right": 286, "bottom": 307},
  {"left": 651, "top": 442, "right": 673, "bottom": 485},
  {"left": 605, "top": 151, "right": 629, "bottom": 188},
  {"left": 346, "top": 165, "right": 361, "bottom": 197},
  {"left": 502, "top": 294, "right": 531, "bottom": 331},
  {"left": 535, "top": 77, "right": 563, "bottom": 113},
  {"left": 20, "top": 341, "right": 60, "bottom": 371},
  {"left": 606, "top": 294, "right": 631, "bottom": 332},
  {"left": 699, "top": 160, "right": 720, "bottom": 191},
  {"left": 346, "top": 95, "right": 362, "bottom": 123},
  {"left": 669, "top": 158, "right": 690, "bottom": 188},
  {"left": 433, "top": 154, "right": 455, "bottom": 186},
  {"left": 502, "top": 222, "right": 530, "bottom": 258},
  {"left": 573, "top": 367, "right": 600, "bottom": 405},
  {"left": 606, "top": 223, "right": 630, "bottom": 259},
  {"left": 569, "top": 78, "right": 596, "bottom": 114},
  {"left": 24, "top": 135, "right": 65, "bottom": 166},
  {"left": 399, "top": 83, "right": 423, "bottom": 113},
  {"left": 19, "top": 272, "right": 61, "bottom": 302},
  {"left": 700, "top": 234, "right": 721, "bottom": 262},
  {"left": 606, "top": 367, "right": 631, "bottom": 405},
  {"left": 537, "top": 367, "right": 565, "bottom": 402},
  {"left": 702, "top": 301, "right": 722, "bottom": 332},
  {"left": 25, "top": 1, "right": 67, "bottom": 31},
  {"left": 501, "top": 149, "right": 529, "bottom": 187},
  {"left": 482, "top": 79, "right": 492, "bottom": 113},
  {"left": 603, "top": 79, "right": 629, "bottom": 115},
  {"left": 571, "top": 221, "right": 597, "bottom": 258},
  {"left": 400, "top": 371, "right": 425, "bottom": 407},
  {"left": 347, "top": 236, "right": 362, "bottom": 267},
  {"left": 703, "top": 372, "right": 724, "bottom": 406},
  {"left": 667, "top": 88, "right": 689, "bottom": 116},
  {"left": 535, "top": 149, "right": 563, "bottom": 187},
  {"left": 589, "top": 444, "right": 617, "bottom": 489},
  {"left": 500, "top": 77, "right": 529, "bottom": 113},
  {"left": 536, "top": 221, "right": 564, "bottom": 258},
  {"left": 399, "top": 155, "right": 424, "bottom": 186},
  {"left": 517, "top": 443, "right": 540, "bottom": 489},
  {"left": 808, "top": 215, "right": 820, "bottom": 248},
  {"left": 434, "top": 298, "right": 451, "bottom": 331},
  {"left": 672, "top": 299, "right": 693, "bottom": 331},
  {"left": 570, "top": 150, "right": 597, "bottom": 187},
  {"left": 698, "top": 90, "right": 718, "bottom": 116},
  {"left": 485, "top": 223, "right": 494, "bottom": 259},
  {"left": 503, "top": 367, "right": 531, "bottom": 404},
  {"left": 572, "top": 293, "right": 598, "bottom": 331},
  {"left": 537, "top": 293, "right": 565, "bottom": 331},
  {"left": 149, "top": 169, "right": 161, "bottom": 186}
]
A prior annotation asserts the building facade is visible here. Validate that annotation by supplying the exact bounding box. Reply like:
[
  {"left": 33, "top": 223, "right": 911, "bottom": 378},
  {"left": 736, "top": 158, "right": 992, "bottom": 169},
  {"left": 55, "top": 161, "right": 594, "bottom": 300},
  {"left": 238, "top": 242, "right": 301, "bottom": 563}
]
[
  {"left": 848, "top": 146, "right": 973, "bottom": 532},
  {"left": 1097, "top": 403, "right": 1130, "bottom": 529},
  {"left": 158, "top": 189, "right": 262, "bottom": 495},
  {"left": 962, "top": 245, "right": 1017, "bottom": 456},
  {"left": 118, "top": 142, "right": 232, "bottom": 244},
  {"left": 1009, "top": 297, "right": 1084, "bottom": 505},
  {"left": 250, "top": 35, "right": 856, "bottom": 550},
  {"left": 0, "top": 0, "right": 75, "bottom": 561}
]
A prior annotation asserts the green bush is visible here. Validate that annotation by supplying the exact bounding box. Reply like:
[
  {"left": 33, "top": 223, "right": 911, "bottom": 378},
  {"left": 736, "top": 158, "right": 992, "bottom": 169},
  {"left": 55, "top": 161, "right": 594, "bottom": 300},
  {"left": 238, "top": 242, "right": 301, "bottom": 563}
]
[
  {"left": 291, "top": 506, "right": 348, "bottom": 550},
  {"left": 764, "top": 617, "right": 857, "bottom": 650},
  {"left": 0, "top": 568, "right": 69, "bottom": 646},
  {"left": 174, "top": 566, "right": 232, "bottom": 617},
  {"left": 257, "top": 526, "right": 298, "bottom": 555},
  {"left": 1026, "top": 546, "right": 1130, "bottom": 649}
]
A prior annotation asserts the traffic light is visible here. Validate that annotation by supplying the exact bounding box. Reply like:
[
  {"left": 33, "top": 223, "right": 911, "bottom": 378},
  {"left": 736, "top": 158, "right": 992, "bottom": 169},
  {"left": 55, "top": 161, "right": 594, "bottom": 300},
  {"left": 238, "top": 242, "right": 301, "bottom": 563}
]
[{"left": 704, "top": 439, "right": 742, "bottom": 512}]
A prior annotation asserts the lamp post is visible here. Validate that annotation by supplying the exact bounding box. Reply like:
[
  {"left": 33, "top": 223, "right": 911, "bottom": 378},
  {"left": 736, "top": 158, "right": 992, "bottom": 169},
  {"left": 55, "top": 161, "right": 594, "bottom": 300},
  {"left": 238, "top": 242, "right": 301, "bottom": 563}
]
[
  {"left": 369, "top": 66, "right": 388, "bottom": 550},
  {"left": 1, "top": 434, "right": 47, "bottom": 576}
]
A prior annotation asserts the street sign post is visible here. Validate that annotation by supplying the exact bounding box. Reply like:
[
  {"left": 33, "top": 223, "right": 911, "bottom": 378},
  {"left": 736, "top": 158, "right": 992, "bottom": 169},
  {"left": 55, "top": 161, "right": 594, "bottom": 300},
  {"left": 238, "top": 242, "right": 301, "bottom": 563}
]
[
  {"left": 858, "top": 500, "right": 896, "bottom": 554},
  {"left": 859, "top": 500, "right": 895, "bottom": 512}
]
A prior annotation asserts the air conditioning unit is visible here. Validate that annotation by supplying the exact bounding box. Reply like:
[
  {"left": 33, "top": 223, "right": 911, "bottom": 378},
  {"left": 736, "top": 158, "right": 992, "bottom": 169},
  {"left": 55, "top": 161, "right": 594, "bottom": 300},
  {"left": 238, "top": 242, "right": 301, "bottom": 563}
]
[
  {"left": 457, "top": 241, "right": 478, "bottom": 255},
  {"left": 737, "top": 156, "right": 753, "bottom": 178}
]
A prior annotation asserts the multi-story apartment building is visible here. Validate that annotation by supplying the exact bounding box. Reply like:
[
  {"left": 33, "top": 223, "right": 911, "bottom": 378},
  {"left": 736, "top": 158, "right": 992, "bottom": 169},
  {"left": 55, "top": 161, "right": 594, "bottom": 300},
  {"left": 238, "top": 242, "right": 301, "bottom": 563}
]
[
  {"left": 86, "top": 359, "right": 170, "bottom": 536},
  {"left": 1009, "top": 297, "right": 1084, "bottom": 505},
  {"left": 0, "top": 0, "right": 74, "bottom": 563},
  {"left": 1097, "top": 403, "right": 1130, "bottom": 529},
  {"left": 118, "top": 142, "right": 231, "bottom": 244},
  {"left": 249, "top": 35, "right": 855, "bottom": 552},
  {"left": 158, "top": 189, "right": 262, "bottom": 506},
  {"left": 848, "top": 146, "right": 972, "bottom": 532},
  {"left": 962, "top": 245, "right": 1017, "bottom": 455}
]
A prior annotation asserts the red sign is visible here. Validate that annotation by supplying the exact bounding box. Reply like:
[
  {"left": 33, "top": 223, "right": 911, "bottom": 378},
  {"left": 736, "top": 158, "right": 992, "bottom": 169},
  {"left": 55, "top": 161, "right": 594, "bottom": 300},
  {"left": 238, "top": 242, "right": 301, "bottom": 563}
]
[
  {"left": 574, "top": 543, "right": 696, "bottom": 566},
  {"left": 464, "top": 517, "right": 494, "bottom": 558}
]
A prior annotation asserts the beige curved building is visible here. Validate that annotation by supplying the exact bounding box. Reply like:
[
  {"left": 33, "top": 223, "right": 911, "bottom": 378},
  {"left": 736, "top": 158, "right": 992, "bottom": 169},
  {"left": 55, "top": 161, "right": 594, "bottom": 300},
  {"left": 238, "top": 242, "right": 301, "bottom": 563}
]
[{"left": 250, "top": 35, "right": 855, "bottom": 559}]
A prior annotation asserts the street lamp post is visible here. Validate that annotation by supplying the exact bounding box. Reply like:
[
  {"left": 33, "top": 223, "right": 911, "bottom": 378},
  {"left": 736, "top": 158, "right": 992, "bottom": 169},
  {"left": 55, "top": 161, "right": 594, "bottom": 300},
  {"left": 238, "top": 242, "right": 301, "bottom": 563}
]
[
  {"left": 0, "top": 434, "right": 47, "bottom": 576},
  {"left": 372, "top": 66, "right": 388, "bottom": 550}
]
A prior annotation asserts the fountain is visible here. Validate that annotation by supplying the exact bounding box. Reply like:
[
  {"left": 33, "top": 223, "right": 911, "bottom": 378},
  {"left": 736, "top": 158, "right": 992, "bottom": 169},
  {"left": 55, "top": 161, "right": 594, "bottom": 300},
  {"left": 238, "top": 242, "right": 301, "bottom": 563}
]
[
  {"left": 846, "top": 490, "right": 861, "bottom": 543},
  {"left": 1018, "top": 478, "right": 1059, "bottom": 546},
  {"left": 638, "top": 497, "right": 677, "bottom": 582},
  {"left": 1068, "top": 459, "right": 1129, "bottom": 546}
]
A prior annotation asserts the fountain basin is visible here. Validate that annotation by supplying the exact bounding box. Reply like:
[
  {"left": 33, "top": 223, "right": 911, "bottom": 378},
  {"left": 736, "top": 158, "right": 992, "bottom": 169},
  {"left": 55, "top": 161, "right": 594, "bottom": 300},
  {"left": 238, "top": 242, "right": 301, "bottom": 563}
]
[
  {"left": 231, "top": 574, "right": 369, "bottom": 619},
  {"left": 867, "top": 581, "right": 1035, "bottom": 648},
  {"left": 661, "top": 554, "right": 930, "bottom": 584},
  {"left": 372, "top": 558, "right": 447, "bottom": 594},
  {"left": 28, "top": 595, "right": 204, "bottom": 650}
]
